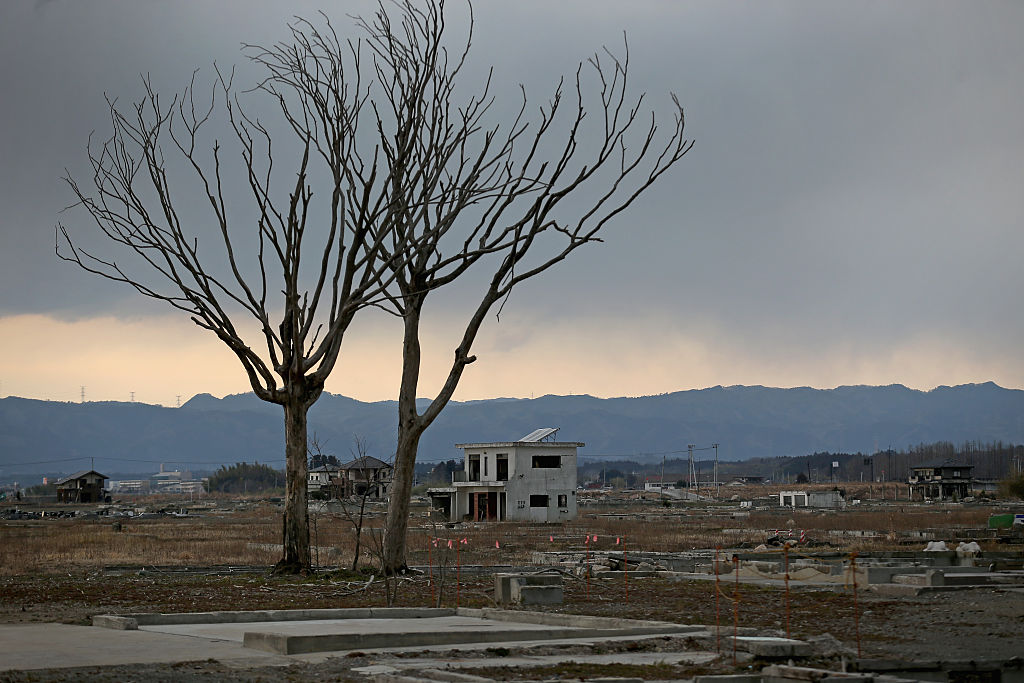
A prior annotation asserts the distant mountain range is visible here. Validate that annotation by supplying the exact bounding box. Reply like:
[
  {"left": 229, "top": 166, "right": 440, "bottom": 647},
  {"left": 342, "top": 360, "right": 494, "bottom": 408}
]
[{"left": 2, "top": 382, "right": 1023, "bottom": 479}]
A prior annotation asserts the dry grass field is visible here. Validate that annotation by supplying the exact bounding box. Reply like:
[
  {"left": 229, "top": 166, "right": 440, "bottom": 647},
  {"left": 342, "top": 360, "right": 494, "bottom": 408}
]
[
  {"left": 0, "top": 485, "right": 1008, "bottom": 574},
  {"left": 1, "top": 487, "right": 1022, "bottom": 678}
]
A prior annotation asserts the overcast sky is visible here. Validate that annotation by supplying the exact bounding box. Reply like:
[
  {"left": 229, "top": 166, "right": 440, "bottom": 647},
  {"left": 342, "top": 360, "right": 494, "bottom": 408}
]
[{"left": 1, "top": 0, "right": 1022, "bottom": 406}]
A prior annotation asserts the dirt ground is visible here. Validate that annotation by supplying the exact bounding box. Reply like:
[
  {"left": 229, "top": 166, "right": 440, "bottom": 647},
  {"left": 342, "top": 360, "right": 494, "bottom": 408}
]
[{"left": 1, "top": 568, "right": 1022, "bottom": 682}]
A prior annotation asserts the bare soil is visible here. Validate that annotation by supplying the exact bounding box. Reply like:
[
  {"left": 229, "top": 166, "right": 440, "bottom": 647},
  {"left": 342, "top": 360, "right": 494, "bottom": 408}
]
[
  {"left": 1, "top": 568, "right": 1022, "bottom": 682},
  {"left": 2, "top": 500, "right": 1022, "bottom": 681}
]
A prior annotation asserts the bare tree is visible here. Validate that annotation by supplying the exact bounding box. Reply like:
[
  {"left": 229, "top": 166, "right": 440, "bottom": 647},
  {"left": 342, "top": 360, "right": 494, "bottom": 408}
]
[
  {"left": 336, "top": 437, "right": 390, "bottom": 571},
  {"left": 56, "top": 14, "right": 413, "bottom": 574},
  {"left": 57, "top": 0, "right": 692, "bottom": 576},
  {"left": 347, "top": 2, "right": 694, "bottom": 573}
]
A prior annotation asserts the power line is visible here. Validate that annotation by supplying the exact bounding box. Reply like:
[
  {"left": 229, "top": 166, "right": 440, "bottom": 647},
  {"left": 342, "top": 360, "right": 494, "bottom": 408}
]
[{"left": 580, "top": 445, "right": 717, "bottom": 458}]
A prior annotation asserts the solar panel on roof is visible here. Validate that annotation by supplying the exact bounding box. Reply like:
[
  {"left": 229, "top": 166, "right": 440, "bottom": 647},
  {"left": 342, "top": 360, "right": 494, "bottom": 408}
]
[{"left": 519, "top": 427, "right": 559, "bottom": 442}]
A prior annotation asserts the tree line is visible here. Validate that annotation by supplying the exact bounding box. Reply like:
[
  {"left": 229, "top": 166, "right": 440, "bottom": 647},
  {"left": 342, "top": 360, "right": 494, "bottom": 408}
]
[
  {"left": 575, "top": 441, "right": 1024, "bottom": 486},
  {"left": 207, "top": 463, "right": 284, "bottom": 494}
]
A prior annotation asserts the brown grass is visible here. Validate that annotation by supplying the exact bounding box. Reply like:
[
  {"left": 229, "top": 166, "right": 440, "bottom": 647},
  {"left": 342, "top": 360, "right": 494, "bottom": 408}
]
[{"left": 0, "top": 492, "right": 1011, "bottom": 576}]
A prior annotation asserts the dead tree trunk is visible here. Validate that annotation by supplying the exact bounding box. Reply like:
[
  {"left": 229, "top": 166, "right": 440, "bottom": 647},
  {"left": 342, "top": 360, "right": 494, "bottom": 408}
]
[
  {"left": 382, "top": 297, "right": 427, "bottom": 574},
  {"left": 382, "top": 429, "right": 423, "bottom": 574},
  {"left": 277, "top": 396, "right": 313, "bottom": 573}
]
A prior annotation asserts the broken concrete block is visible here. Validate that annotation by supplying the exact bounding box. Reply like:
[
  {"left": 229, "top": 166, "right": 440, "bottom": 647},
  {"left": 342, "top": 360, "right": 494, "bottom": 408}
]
[
  {"left": 738, "top": 636, "right": 812, "bottom": 658},
  {"left": 494, "top": 573, "right": 562, "bottom": 605},
  {"left": 511, "top": 583, "right": 563, "bottom": 605}
]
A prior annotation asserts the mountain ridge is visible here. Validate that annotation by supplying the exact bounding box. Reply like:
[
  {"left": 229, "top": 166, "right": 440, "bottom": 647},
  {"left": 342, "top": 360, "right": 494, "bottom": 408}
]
[{"left": 2, "top": 382, "right": 1022, "bottom": 477}]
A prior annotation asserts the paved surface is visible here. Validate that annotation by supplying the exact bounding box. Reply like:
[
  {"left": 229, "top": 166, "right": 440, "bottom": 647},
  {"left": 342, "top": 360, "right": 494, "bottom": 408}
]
[
  {"left": 0, "top": 623, "right": 295, "bottom": 671},
  {"left": 0, "top": 616, "right": 706, "bottom": 672}
]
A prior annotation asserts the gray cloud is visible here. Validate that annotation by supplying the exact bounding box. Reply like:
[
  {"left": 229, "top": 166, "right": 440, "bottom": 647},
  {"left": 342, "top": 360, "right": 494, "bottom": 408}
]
[{"left": 2, "top": 0, "right": 1022, "bottom": 390}]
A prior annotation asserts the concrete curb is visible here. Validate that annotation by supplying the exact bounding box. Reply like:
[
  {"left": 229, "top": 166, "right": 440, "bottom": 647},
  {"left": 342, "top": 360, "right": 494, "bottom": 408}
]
[
  {"left": 457, "top": 607, "right": 704, "bottom": 633},
  {"left": 92, "top": 607, "right": 456, "bottom": 630}
]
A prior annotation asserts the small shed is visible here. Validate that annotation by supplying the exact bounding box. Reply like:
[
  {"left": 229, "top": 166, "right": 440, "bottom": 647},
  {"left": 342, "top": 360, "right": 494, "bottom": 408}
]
[{"left": 55, "top": 470, "right": 109, "bottom": 503}]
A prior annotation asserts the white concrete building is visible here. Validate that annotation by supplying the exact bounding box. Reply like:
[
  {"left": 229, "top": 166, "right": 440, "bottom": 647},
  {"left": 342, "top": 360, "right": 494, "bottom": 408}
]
[
  {"left": 428, "top": 428, "right": 582, "bottom": 523},
  {"left": 779, "top": 488, "right": 846, "bottom": 508}
]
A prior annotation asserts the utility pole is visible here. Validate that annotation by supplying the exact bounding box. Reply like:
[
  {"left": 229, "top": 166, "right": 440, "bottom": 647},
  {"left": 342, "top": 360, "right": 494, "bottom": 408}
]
[
  {"left": 687, "top": 444, "right": 695, "bottom": 497},
  {"left": 660, "top": 455, "right": 666, "bottom": 501},
  {"left": 80, "top": 386, "right": 86, "bottom": 403},
  {"left": 713, "top": 443, "right": 719, "bottom": 498}
]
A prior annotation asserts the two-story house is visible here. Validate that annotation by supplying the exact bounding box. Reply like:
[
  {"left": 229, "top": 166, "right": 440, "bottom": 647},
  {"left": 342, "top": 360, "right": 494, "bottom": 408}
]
[
  {"left": 308, "top": 464, "right": 340, "bottom": 494},
  {"left": 428, "top": 428, "right": 581, "bottom": 523},
  {"left": 55, "top": 470, "right": 109, "bottom": 503},
  {"left": 335, "top": 455, "right": 392, "bottom": 499},
  {"left": 907, "top": 462, "right": 974, "bottom": 501}
]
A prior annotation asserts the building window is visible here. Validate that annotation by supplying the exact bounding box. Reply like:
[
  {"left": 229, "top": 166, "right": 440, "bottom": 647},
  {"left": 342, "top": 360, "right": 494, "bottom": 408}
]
[
  {"left": 530, "top": 494, "right": 549, "bottom": 507},
  {"left": 484, "top": 456, "right": 488, "bottom": 478},
  {"left": 531, "top": 455, "right": 561, "bottom": 469},
  {"left": 557, "top": 494, "right": 567, "bottom": 507},
  {"left": 496, "top": 454, "right": 508, "bottom": 481}
]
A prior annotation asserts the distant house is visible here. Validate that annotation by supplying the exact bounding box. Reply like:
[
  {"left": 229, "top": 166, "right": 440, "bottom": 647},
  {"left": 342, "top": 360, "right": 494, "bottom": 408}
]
[
  {"left": 779, "top": 488, "right": 845, "bottom": 508},
  {"left": 308, "top": 465, "right": 341, "bottom": 494},
  {"left": 908, "top": 462, "right": 974, "bottom": 501},
  {"left": 334, "top": 456, "right": 392, "bottom": 499},
  {"left": 55, "top": 470, "right": 109, "bottom": 503},
  {"left": 428, "top": 428, "right": 581, "bottom": 523},
  {"left": 728, "top": 475, "right": 767, "bottom": 486}
]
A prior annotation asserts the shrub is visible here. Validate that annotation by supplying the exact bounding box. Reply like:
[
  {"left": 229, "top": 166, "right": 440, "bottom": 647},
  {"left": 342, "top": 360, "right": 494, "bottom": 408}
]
[{"left": 999, "top": 473, "right": 1024, "bottom": 499}]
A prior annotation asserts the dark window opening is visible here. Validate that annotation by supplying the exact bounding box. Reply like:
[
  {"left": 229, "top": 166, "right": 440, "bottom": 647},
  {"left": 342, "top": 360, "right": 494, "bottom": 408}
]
[
  {"left": 557, "top": 494, "right": 567, "bottom": 507},
  {"left": 529, "top": 494, "right": 549, "bottom": 507},
  {"left": 496, "top": 455, "right": 508, "bottom": 481},
  {"left": 532, "top": 455, "right": 561, "bottom": 469}
]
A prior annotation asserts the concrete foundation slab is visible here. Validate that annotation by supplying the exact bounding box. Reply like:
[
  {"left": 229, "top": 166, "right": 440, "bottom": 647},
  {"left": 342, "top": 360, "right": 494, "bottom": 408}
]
[
  {"left": 87, "top": 607, "right": 714, "bottom": 658},
  {"left": 238, "top": 615, "right": 576, "bottom": 654},
  {"left": 238, "top": 609, "right": 707, "bottom": 655}
]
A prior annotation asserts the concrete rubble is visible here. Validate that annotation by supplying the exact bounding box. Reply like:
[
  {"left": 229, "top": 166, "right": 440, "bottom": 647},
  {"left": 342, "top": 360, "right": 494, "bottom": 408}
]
[{"left": 528, "top": 547, "right": 1024, "bottom": 595}]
